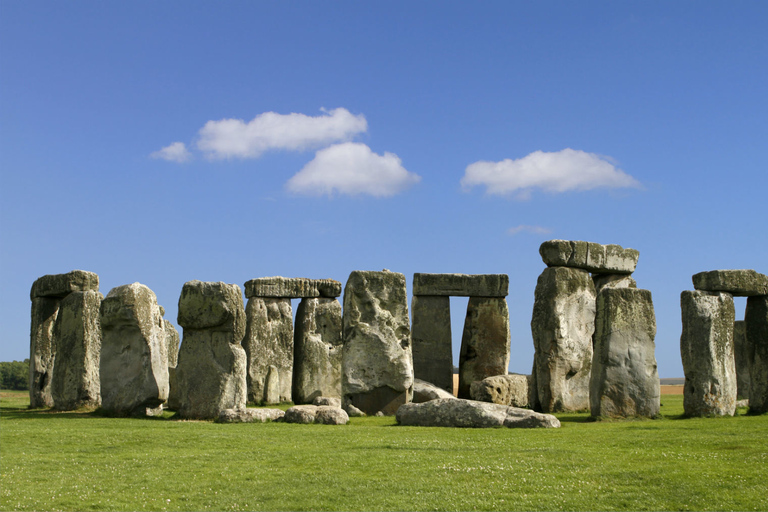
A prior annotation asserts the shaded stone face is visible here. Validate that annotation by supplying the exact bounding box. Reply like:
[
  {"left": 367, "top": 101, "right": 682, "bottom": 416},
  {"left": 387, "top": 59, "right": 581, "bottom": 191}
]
[
  {"left": 593, "top": 274, "right": 637, "bottom": 295},
  {"left": 470, "top": 373, "right": 530, "bottom": 407},
  {"left": 539, "top": 240, "right": 639, "bottom": 274},
  {"left": 590, "top": 288, "right": 659, "bottom": 419},
  {"left": 30, "top": 270, "right": 99, "bottom": 300},
  {"left": 29, "top": 297, "right": 59, "bottom": 408},
  {"left": 244, "top": 277, "right": 342, "bottom": 299},
  {"left": 411, "top": 295, "right": 453, "bottom": 393},
  {"left": 458, "top": 297, "right": 510, "bottom": 399},
  {"left": 531, "top": 266, "right": 595, "bottom": 412},
  {"left": 680, "top": 290, "right": 736, "bottom": 417},
  {"left": 746, "top": 295, "right": 768, "bottom": 414},
  {"left": 733, "top": 321, "right": 751, "bottom": 400},
  {"left": 412, "top": 273, "right": 509, "bottom": 297},
  {"left": 293, "top": 297, "right": 343, "bottom": 404},
  {"left": 692, "top": 269, "right": 768, "bottom": 297}
]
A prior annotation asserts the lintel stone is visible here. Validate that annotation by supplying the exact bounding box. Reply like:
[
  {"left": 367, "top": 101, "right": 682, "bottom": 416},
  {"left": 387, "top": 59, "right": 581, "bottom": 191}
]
[
  {"left": 692, "top": 269, "right": 768, "bottom": 297},
  {"left": 244, "top": 277, "right": 342, "bottom": 299},
  {"left": 539, "top": 240, "right": 638, "bottom": 274},
  {"left": 30, "top": 270, "right": 99, "bottom": 300},
  {"left": 412, "top": 273, "right": 508, "bottom": 297}
]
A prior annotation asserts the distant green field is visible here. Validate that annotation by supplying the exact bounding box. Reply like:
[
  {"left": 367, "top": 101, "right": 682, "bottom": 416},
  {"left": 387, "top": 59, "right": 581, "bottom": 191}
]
[{"left": 1, "top": 389, "right": 766, "bottom": 511}]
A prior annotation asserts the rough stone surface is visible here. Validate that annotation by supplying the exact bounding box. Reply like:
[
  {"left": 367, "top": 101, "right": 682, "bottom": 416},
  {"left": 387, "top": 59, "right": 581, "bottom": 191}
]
[
  {"left": 167, "top": 366, "right": 179, "bottom": 410},
  {"left": 680, "top": 290, "right": 737, "bottom": 417},
  {"left": 746, "top": 295, "right": 768, "bottom": 414},
  {"left": 412, "top": 273, "right": 509, "bottom": 297},
  {"left": 531, "top": 267, "right": 595, "bottom": 412},
  {"left": 51, "top": 290, "right": 103, "bottom": 410},
  {"left": 99, "top": 283, "right": 169, "bottom": 416},
  {"left": 313, "top": 396, "right": 342, "bottom": 408},
  {"left": 29, "top": 297, "right": 59, "bottom": 408},
  {"left": 734, "top": 321, "right": 751, "bottom": 400},
  {"left": 413, "top": 378, "right": 456, "bottom": 403},
  {"left": 590, "top": 288, "right": 660, "bottom": 418},
  {"left": 458, "top": 298, "right": 510, "bottom": 399},
  {"left": 30, "top": 270, "right": 99, "bottom": 300},
  {"left": 395, "top": 398, "right": 560, "bottom": 428},
  {"left": 593, "top": 274, "right": 637, "bottom": 295},
  {"left": 244, "top": 277, "right": 342, "bottom": 299},
  {"left": 539, "top": 240, "right": 639, "bottom": 274},
  {"left": 243, "top": 297, "right": 293, "bottom": 404},
  {"left": 470, "top": 374, "right": 530, "bottom": 407},
  {"left": 342, "top": 270, "right": 413, "bottom": 415},
  {"left": 164, "top": 320, "right": 180, "bottom": 368},
  {"left": 411, "top": 295, "right": 453, "bottom": 393},
  {"left": 693, "top": 270, "right": 768, "bottom": 297},
  {"left": 284, "top": 405, "right": 349, "bottom": 425},
  {"left": 217, "top": 408, "right": 285, "bottom": 423},
  {"left": 293, "top": 297, "right": 343, "bottom": 404},
  {"left": 175, "top": 281, "right": 247, "bottom": 419},
  {"left": 264, "top": 365, "right": 281, "bottom": 405}
]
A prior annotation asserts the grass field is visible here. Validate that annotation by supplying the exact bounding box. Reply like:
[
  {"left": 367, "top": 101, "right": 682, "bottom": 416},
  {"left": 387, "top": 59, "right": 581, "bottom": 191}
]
[{"left": 1, "top": 390, "right": 766, "bottom": 511}]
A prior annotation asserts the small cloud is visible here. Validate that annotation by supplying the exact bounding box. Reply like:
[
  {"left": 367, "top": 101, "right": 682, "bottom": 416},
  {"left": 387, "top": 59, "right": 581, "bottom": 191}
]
[
  {"left": 286, "top": 142, "right": 421, "bottom": 197},
  {"left": 150, "top": 142, "right": 192, "bottom": 163},
  {"left": 461, "top": 148, "right": 641, "bottom": 199},
  {"left": 507, "top": 225, "right": 552, "bottom": 236}
]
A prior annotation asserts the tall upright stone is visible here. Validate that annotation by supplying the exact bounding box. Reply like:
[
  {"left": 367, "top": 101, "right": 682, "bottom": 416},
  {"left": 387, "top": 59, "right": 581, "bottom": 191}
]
[
  {"left": 165, "top": 319, "right": 180, "bottom": 369},
  {"left": 733, "top": 321, "right": 751, "bottom": 400},
  {"left": 243, "top": 297, "right": 293, "bottom": 404},
  {"left": 680, "top": 290, "right": 736, "bottom": 417},
  {"left": 590, "top": 288, "right": 659, "bottom": 418},
  {"left": 50, "top": 290, "right": 103, "bottom": 410},
  {"left": 175, "top": 281, "right": 247, "bottom": 419},
  {"left": 293, "top": 297, "right": 343, "bottom": 404},
  {"left": 746, "top": 295, "right": 768, "bottom": 414},
  {"left": 342, "top": 270, "right": 413, "bottom": 415},
  {"left": 458, "top": 297, "right": 510, "bottom": 398},
  {"left": 411, "top": 295, "right": 453, "bottom": 392},
  {"left": 99, "top": 283, "right": 169, "bottom": 416}
]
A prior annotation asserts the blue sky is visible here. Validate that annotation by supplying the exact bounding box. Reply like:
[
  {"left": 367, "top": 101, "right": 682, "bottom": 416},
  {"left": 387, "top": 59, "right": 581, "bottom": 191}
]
[{"left": 1, "top": 2, "right": 766, "bottom": 377}]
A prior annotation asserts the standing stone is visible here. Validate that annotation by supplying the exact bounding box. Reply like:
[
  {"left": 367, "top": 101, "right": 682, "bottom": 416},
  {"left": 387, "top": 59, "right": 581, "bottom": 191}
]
[
  {"left": 680, "top": 290, "right": 736, "bottom": 417},
  {"left": 175, "top": 281, "right": 247, "bottom": 419},
  {"left": 99, "top": 283, "right": 169, "bottom": 416},
  {"left": 746, "top": 295, "right": 768, "bottom": 414},
  {"left": 531, "top": 266, "right": 596, "bottom": 412},
  {"left": 733, "top": 321, "right": 751, "bottom": 400},
  {"left": 411, "top": 295, "right": 453, "bottom": 393},
  {"left": 243, "top": 297, "right": 293, "bottom": 403},
  {"left": 342, "top": 270, "right": 413, "bottom": 415},
  {"left": 29, "top": 297, "right": 59, "bottom": 408},
  {"left": 264, "top": 365, "right": 281, "bottom": 405},
  {"left": 51, "top": 290, "right": 103, "bottom": 410},
  {"left": 458, "top": 297, "right": 510, "bottom": 398},
  {"left": 164, "top": 319, "right": 180, "bottom": 369},
  {"left": 293, "top": 297, "right": 343, "bottom": 404},
  {"left": 590, "top": 288, "right": 659, "bottom": 418}
]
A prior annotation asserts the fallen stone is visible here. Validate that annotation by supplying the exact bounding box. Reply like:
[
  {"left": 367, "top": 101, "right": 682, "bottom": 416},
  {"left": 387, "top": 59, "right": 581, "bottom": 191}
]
[
  {"left": 539, "top": 240, "right": 639, "bottom": 274},
  {"left": 458, "top": 297, "right": 510, "bottom": 398},
  {"left": 411, "top": 295, "right": 453, "bottom": 393},
  {"left": 29, "top": 297, "right": 59, "bottom": 408},
  {"left": 284, "top": 405, "right": 349, "bottom": 425},
  {"left": 30, "top": 270, "right": 99, "bottom": 300},
  {"left": 734, "top": 320, "right": 751, "bottom": 400},
  {"left": 244, "top": 277, "right": 342, "bottom": 299},
  {"left": 344, "top": 402, "right": 366, "bottom": 417},
  {"left": 395, "top": 398, "right": 560, "bottom": 428},
  {"left": 293, "top": 297, "right": 343, "bottom": 404},
  {"left": 217, "top": 408, "right": 285, "bottom": 423},
  {"left": 313, "top": 396, "right": 342, "bottom": 408},
  {"left": 412, "top": 273, "right": 509, "bottom": 297},
  {"left": 593, "top": 274, "right": 637, "bottom": 295},
  {"left": 470, "top": 374, "right": 530, "bottom": 407},
  {"left": 680, "top": 290, "right": 736, "bottom": 417},
  {"left": 243, "top": 297, "right": 293, "bottom": 404},
  {"left": 590, "top": 288, "right": 660, "bottom": 418},
  {"left": 693, "top": 270, "right": 768, "bottom": 297},
  {"left": 746, "top": 295, "right": 768, "bottom": 414},
  {"left": 413, "top": 378, "right": 456, "bottom": 403}
]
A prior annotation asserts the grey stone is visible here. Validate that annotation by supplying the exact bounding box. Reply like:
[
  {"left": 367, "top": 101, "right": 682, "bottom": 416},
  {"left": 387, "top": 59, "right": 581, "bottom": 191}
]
[
  {"left": 342, "top": 270, "right": 413, "bottom": 415},
  {"left": 264, "top": 365, "right": 281, "bottom": 405},
  {"left": 293, "top": 297, "right": 343, "bottom": 404},
  {"left": 313, "top": 396, "right": 342, "bottom": 408},
  {"left": 395, "top": 398, "right": 560, "bottom": 428},
  {"left": 539, "top": 240, "right": 639, "bottom": 274},
  {"left": 736, "top": 398, "right": 749, "bottom": 409},
  {"left": 590, "top": 288, "right": 660, "bottom": 418},
  {"left": 411, "top": 295, "right": 453, "bottom": 393},
  {"left": 470, "top": 374, "right": 530, "bottom": 407},
  {"left": 99, "top": 283, "right": 169, "bottom": 416},
  {"left": 284, "top": 404, "right": 318, "bottom": 423},
  {"left": 30, "top": 270, "right": 99, "bottom": 300},
  {"left": 51, "top": 290, "right": 103, "bottom": 410},
  {"left": 734, "top": 321, "right": 751, "bottom": 400},
  {"left": 343, "top": 402, "right": 366, "bottom": 417},
  {"left": 458, "top": 297, "right": 510, "bottom": 399},
  {"left": 413, "top": 378, "right": 456, "bottom": 403},
  {"left": 217, "top": 408, "right": 285, "bottom": 423},
  {"left": 243, "top": 297, "right": 293, "bottom": 404},
  {"left": 167, "top": 366, "right": 179, "bottom": 410},
  {"left": 680, "top": 290, "right": 737, "bottom": 417},
  {"left": 244, "top": 277, "right": 342, "bottom": 299},
  {"left": 531, "top": 267, "right": 595, "bottom": 412},
  {"left": 746, "top": 295, "right": 768, "bottom": 414},
  {"left": 593, "top": 274, "right": 637, "bottom": 295},
  {"left": 692, "top": 269, "right": 768, "bottom": 297},
  {"left": 175, "top": 281, "right": 247, "bottom": 419},
  {"left": 164, "top": 320, "right": 180, "bottom": 369},
  {"left": 314, "top": 406, "right": 349, "bottom": 425},
  {"left": 412, "top": 273, "right": 509, "bottom": 297},
  {"left": 29, "top": 297, "right": 59, "bottom": 408}
]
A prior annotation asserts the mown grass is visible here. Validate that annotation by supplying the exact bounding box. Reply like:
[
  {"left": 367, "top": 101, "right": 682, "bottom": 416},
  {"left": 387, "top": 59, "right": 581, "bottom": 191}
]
[{"left": 1, "top": 390, "right": 766, "bottom": 511}]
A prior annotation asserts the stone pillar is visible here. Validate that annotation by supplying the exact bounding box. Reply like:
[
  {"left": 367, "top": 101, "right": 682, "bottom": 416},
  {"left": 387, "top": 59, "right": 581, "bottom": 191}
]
[
  {"left": 164, "top": 318, "right": 181, "bottom": 410},
  {"left": 243, "top": 297, "right": 293, "bottom": 404},
  {"left": 680, "top": 290, "right": 736, "bottom": 416},
  {"left": 458, "top": 297, "right": 510, "bottom": 399},
  {"left": 175, "top": 281, "right": 247, "bottom": 419},
  {"left": 733, "top": 320, "right": 751, "bottom": 400},
  {"left": 590, "top": 288, "right": 659, "bottom": 418},
  {"left": 746, "top": 295, "right": 768, "bottom": 414},
  {"left": 99, "top": 283, "right": 169, "bottom": 416},
  {"left": 531, "top": 266, "right": 595, "bottom": 412},
  {"left": 293, "top": 297, "right": 343, "bottom": 404},
  {"left": 342, "top": 270, "right": 413, "bottom": 415},
  {"left": 411, "top": 295, "right": 452, "bottom": 393}
]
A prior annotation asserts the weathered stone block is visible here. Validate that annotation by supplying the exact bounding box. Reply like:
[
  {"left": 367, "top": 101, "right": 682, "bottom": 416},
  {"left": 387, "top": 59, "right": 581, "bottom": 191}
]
[
  {"left": 531, "top": 267, "right": 595, "bottom": 412},
  {"left": 293, "top": 297, "right": 343, "bottom": 404},
  {"left": 593, "top": 274, "right": 637, "bottom": 295},
  {"left": 692, "top": 269, "right": 768, "bottom": 297},
  {"left": 176, "top": 280, "right": 246, "bottom": 334},
  {"left": 412, "top": 273, "right": 509, "bottom": 297},
  {"left": 342, "top": 270, "right": 413, "bottom": 416},
  {"left": 539, "top": 240, "right": 638, "bottom": 274},
  {"left": 217, "top": 408, "right": 285, "bottom": 423},
  {"left": 746, "top": 295, "right": 768, "bottom": 414},
  {"left": 470, "top": 373, "right": 530, "bottom": 407},
  {"left": 284, "top": 404, "right": 349, "bottom": 425},
  {"left": 29, "top": 297, "right": 59, "bottom": 408},
  {"left": 734, "top": 320, "right": 751, "bottom": 400},
  {"left": 411, "top": 295, "right": 453, "bottom": 393},
  {"left": 243, "top": 297, "right": 293, "bottom": 404},
  {"left": 30, "top": 270, "right": 99, "bottom": 300},
  {"left": 458, "top": 297, "right": 510, "bottom": 398},
  {"left": 680, "top": 290, "right": 736, "bottom": 417},
  {"left": 244, "top": 277, "right": 342, "bottom": 299},
  {"left": 395, "top": 398, "right": 560, "bottom": 428},
  {"left": 590, "top": 288, "right": 659, "bottom": 418}
]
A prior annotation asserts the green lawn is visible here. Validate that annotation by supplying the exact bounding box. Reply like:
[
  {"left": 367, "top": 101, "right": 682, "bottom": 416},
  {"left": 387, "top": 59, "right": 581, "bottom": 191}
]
[{"left": 1, "top": 390, "right": 766, "bottom": 511}]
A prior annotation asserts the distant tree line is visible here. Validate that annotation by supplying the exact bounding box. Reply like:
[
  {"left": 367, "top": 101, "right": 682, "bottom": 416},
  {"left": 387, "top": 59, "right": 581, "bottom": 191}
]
[{"left": 0, "top": 360, "right": 29, "bottom": 390}]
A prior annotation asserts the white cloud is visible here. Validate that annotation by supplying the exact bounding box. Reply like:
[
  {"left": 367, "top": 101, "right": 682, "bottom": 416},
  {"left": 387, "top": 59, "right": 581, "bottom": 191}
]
[
  {"left": 507, "top": 225, "right": 552, "bottom": 236},
  {"left": 286, "top": 142, "right": 421, "bottom": 197},
  {"left": 196, "top": 108, "right": 367, "bottom": 159},
  {"left": 150, "top": 142, "right": 192, "bottom": 163},
  {"left": 461, "top": 148, "right": 641, "bottom": 199}
]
